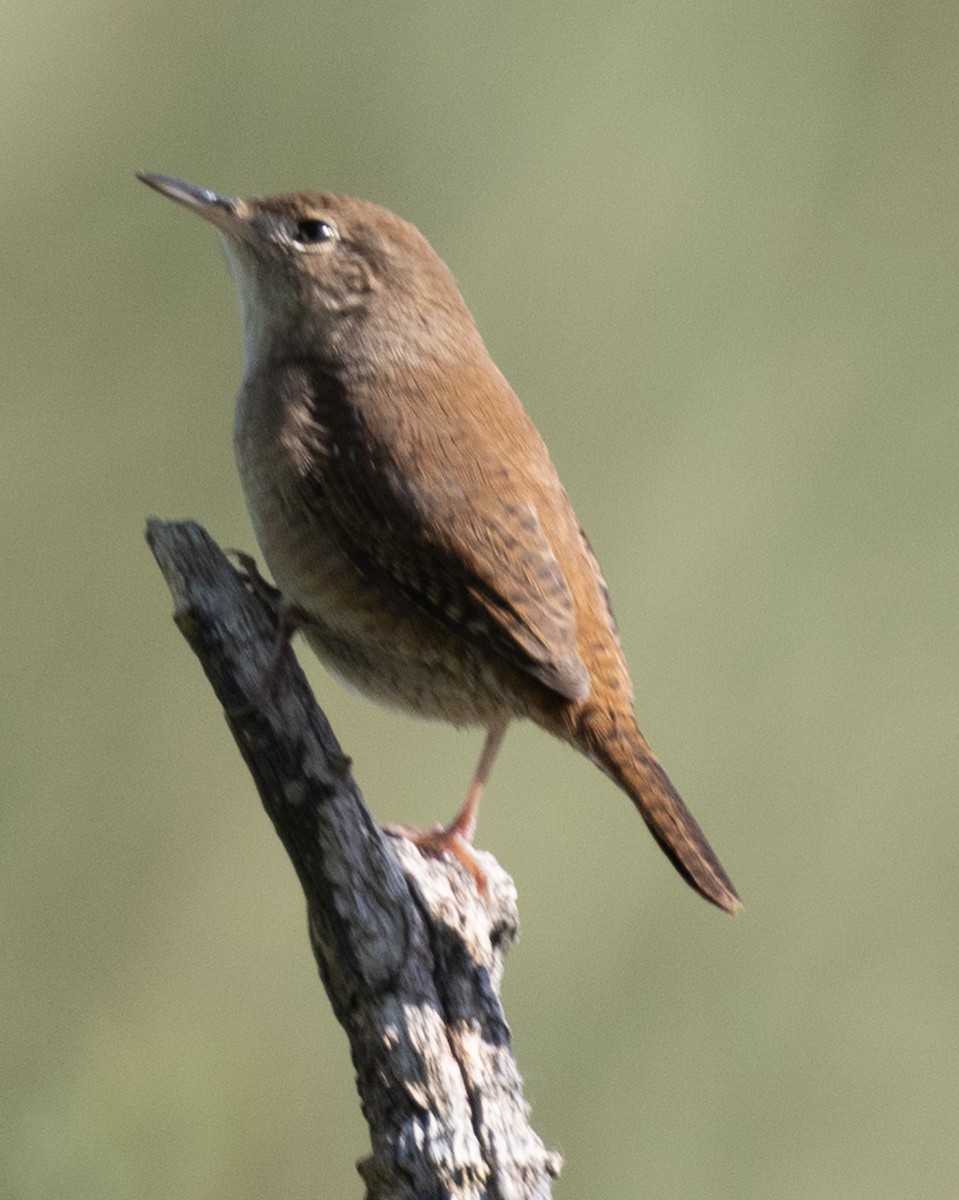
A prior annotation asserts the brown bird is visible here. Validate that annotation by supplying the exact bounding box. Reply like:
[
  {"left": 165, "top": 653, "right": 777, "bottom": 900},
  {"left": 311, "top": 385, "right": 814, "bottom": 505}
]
[{"left": 139, "top": 172, "right": 741, "bottom": 914}]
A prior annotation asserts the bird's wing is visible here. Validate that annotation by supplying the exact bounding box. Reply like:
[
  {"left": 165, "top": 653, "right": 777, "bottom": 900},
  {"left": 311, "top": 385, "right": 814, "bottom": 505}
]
[{"left": 311, "top": 374, "right": 590, "bottom": 703}]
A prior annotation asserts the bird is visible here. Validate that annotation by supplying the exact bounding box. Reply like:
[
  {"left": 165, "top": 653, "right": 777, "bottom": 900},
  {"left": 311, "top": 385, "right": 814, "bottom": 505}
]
[{"left": 138, "top": 171, "right": 741, "bottom": 914}]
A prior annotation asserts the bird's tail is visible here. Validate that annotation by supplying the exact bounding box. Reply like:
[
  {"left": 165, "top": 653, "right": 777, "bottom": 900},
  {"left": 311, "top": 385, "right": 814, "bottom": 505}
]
[{"left": 577, "top": 709, "right": 742, "bottom": 915}]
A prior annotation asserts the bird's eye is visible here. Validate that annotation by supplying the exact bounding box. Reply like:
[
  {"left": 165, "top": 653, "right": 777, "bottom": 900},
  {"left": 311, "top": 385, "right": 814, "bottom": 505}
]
[{"left": 293, "top": 218, "right": 336, "bottom": 245}]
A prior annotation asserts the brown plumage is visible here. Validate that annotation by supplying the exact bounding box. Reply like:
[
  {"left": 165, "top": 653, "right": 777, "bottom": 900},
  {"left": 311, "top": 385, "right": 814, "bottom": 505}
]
[{"left": 139, "top": 172, "right": 741, "bottom": 914}]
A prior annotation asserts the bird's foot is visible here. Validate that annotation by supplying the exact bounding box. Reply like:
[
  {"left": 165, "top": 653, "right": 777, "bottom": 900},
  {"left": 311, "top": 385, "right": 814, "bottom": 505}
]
[
  {"left": 388, "top": 822, "right": 489, "bottom": 896},
  {"left": 229, "top": 550, "right": 305, "bottom": 699},
  {"left": 231, "top": 549, "right": 283, "bottom": 607}
]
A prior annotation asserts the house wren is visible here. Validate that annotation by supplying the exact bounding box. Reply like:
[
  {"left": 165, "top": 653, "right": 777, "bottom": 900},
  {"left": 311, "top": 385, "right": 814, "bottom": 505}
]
[{"left": 138, "top": 172, "right": 740, "bottom": 914}]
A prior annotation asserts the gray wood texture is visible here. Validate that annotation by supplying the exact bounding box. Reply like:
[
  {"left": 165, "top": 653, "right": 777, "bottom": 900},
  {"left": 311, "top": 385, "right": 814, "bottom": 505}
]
[{"left": 146, "top": 519, "right": 560, "bottom": 1199}]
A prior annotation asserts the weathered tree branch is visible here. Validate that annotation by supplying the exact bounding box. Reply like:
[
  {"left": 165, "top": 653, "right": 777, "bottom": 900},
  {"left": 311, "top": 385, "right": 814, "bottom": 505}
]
[{"left": 146, "top": 519, "right": 561, "bottom": 1199}]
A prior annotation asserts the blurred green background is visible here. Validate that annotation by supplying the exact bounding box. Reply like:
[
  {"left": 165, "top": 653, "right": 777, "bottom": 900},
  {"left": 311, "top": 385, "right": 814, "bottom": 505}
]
[{"left": 3, "top": 2, "right": 957, "bottom": 1197}]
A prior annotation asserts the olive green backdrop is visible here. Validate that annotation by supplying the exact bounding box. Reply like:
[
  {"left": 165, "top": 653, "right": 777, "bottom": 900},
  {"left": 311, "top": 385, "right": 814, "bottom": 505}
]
[{"left": 3, "top": 2, "right": 957, "bottom": 1197}]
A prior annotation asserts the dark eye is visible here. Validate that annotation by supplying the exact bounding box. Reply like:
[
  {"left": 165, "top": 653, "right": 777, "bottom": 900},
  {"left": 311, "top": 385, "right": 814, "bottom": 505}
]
[{"left": 294, "top": 218, "right": 336, "bottom": 245}]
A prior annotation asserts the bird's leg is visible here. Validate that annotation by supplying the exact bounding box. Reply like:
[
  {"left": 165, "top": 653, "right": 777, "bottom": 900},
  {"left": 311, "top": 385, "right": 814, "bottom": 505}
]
[
  {"left": 445, "top": 719, "right": 508, "bottom": 843},
  {"left": 230, "top": 551, "right": 315, "bottom": 698},
  {"left": 391, "top": 720, "right": 508, "bottom": 894}
]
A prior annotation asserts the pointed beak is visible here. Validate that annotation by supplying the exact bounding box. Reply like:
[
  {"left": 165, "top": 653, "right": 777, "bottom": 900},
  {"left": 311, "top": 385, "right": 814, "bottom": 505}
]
[{"left": 137, "top": 172, "right": 242, "bottom": 235}]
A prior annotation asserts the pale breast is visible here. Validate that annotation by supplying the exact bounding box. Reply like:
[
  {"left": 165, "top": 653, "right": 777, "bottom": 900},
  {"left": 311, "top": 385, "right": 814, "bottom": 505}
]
[
  {"left": 234, "top": 364, "right": 377, "bottom": 633},
  {"left": 232, "top": 364, "right": 527, "bottom": 724}
]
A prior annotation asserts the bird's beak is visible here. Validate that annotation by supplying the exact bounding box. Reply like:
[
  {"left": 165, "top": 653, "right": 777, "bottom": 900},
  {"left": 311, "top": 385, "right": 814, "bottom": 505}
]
[{"left": 137, "top": 172, "right": 244, "bottom": 237}]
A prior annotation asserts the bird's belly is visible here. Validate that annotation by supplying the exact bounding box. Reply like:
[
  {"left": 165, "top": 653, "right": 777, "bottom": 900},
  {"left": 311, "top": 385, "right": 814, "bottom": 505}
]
[{"left": 245, "top": 478, "right": 521, "bottom": 726}]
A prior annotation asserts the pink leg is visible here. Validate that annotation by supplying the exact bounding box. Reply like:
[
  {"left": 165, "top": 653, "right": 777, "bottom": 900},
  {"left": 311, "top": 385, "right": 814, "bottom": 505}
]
[
  {"left": 394, "top": 720, "right": 509, "bottom": 894},
  {"left": 445, "top": 720, "right": 508, "bottom": 843}
]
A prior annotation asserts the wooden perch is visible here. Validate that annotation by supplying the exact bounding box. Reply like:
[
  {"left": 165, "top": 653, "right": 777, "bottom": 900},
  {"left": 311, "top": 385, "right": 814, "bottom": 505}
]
[{"left": 146, "top": 519, "right": 561, "bottom": 1200}]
